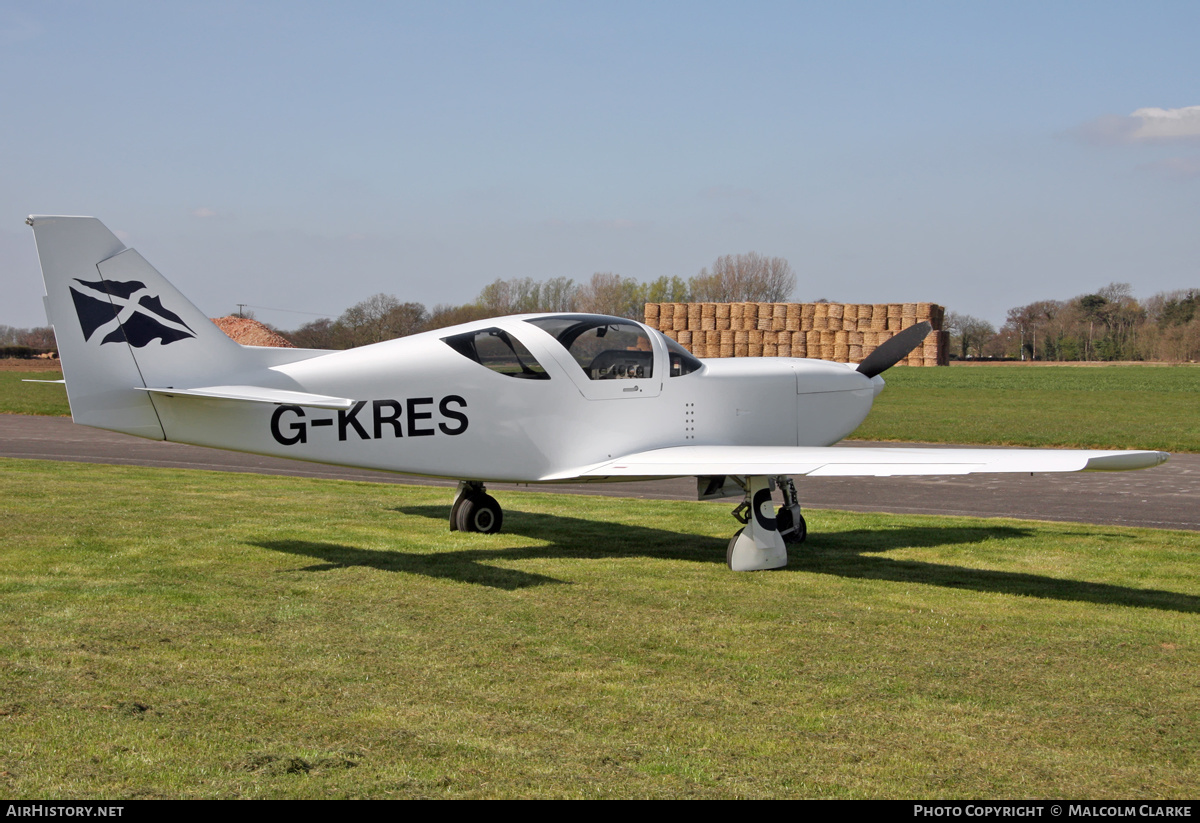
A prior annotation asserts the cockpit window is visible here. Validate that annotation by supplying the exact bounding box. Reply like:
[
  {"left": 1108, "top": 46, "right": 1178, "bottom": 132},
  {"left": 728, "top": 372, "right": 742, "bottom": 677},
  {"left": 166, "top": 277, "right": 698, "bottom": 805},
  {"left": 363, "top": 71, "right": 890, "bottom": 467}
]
[
  {"left": 662, "top": 334, "right": 703, "bottom": 377},
  {"left": 442, "top": 328, "right": 550, "bottom": 379},
  {"left": 525, "top": 315, "right": 654, "bottom": 380}
]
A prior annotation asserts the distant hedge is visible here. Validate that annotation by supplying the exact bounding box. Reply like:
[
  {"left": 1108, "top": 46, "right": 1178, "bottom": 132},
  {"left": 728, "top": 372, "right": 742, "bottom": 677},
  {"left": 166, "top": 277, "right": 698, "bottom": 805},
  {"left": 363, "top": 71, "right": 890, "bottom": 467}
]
[{"left": 0, "top": 346, "right": 56, "bottom": 359}]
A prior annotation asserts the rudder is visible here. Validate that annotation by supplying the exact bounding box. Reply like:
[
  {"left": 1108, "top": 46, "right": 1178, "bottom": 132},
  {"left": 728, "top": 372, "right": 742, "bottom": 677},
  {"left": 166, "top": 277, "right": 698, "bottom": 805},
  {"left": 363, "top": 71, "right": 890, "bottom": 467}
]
[{"left": 29, "top": 215, "right": 245, "bottom": 439}]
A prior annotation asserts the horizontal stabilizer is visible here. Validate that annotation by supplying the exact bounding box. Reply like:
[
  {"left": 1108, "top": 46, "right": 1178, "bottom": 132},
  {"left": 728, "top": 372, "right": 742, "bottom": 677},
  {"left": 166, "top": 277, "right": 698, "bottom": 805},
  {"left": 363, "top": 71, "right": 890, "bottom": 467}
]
[
  {"left": 22, "top": 379, "right": 66, "bottom": 384},
  {"left": 138, "top": 385, "right": 356, "bottom": 410},
  {"left": 542, "top": 445, "right": 1170, "bottom": 481}
]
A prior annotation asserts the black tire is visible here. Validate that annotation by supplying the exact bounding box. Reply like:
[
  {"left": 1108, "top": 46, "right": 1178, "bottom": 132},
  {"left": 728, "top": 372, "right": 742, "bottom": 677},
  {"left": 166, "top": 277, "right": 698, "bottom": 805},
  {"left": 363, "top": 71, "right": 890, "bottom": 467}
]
[
  {"left": 455, "top": 493, "right": 503, "bottom": 534},
  {"left": 776, "top": 508, "right": 807, "bottom": 545},
  {"left": 726, "top": 527, "right": 744, "bottom": 568}
]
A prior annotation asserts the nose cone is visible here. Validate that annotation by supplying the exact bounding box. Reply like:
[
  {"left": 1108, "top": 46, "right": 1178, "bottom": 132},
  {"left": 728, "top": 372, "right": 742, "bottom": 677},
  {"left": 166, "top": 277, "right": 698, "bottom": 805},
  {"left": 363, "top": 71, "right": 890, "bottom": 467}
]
[{"left": 871, "top": 374, "right": 886, "bottom": 397}]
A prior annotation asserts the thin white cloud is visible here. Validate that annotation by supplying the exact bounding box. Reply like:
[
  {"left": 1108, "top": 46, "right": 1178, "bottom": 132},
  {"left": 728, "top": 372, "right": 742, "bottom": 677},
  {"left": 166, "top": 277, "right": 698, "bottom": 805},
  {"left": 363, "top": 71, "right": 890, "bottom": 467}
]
[
  {"left": 1128, "top": 106, "right": 1200, "bottom": 140},
  {"left": 1074, "top": 105, "right": 1200, "bottom": 145}
]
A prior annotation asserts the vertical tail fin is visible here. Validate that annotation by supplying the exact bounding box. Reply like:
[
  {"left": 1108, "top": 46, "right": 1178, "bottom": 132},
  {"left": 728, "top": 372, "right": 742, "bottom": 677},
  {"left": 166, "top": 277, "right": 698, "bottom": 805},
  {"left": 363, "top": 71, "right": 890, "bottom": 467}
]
[{"left": 28, "top": 215, "right": 247, "bottom": 439}]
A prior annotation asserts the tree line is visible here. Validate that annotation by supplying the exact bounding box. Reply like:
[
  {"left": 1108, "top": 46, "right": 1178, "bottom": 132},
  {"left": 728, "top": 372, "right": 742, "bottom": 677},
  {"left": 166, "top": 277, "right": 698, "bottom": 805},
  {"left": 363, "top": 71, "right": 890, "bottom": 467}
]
[
  {"left": 946, "top": 284, "right": 1200, "bottom": 362},
  {"left": 6, "top": 264, "right": 1198, "bottom": 363},
  {"left": 285, "top": 252, "right": 796, "bottom": 349}
]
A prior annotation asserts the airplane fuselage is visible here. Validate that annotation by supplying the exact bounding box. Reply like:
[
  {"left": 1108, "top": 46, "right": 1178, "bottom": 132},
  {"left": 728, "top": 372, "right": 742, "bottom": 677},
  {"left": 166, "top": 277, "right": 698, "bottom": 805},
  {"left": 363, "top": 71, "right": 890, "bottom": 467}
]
[{"left": 147, "top": 315, "right": 882, "bottom": 483}]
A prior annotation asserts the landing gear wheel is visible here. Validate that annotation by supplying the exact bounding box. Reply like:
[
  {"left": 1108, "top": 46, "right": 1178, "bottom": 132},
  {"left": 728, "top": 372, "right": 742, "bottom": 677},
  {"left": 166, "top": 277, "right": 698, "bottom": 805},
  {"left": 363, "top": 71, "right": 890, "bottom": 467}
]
[
  {"left": 726, "top": 528, "right": 744, "bottom": 568},
  {"left": 776, "top": 508, "right": 807, "bottom": 545},
  {"left": 455, "top": 493, "right": 503, "bottom": 534}
]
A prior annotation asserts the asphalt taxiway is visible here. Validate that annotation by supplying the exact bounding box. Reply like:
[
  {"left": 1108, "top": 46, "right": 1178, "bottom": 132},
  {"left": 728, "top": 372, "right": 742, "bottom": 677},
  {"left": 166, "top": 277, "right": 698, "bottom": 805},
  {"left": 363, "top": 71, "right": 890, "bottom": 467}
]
[{"left": 2, "top": 414, "right": 1196, "bottom": 531}]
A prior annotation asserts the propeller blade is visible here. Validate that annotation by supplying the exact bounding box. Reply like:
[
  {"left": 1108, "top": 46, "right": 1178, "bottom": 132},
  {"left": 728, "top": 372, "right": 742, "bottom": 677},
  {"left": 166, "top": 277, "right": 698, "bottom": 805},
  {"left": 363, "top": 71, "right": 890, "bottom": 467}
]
[{"left": 856, "top": 321, "right": 932, "bottom": 378}]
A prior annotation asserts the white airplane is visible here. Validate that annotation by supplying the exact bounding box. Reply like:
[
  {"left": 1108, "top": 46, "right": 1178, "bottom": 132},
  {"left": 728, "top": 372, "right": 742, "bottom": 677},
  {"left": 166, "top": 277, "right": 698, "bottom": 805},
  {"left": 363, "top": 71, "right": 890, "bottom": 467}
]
[{"left": 27, "top": 215, "right": 1169, "bottom": 570}]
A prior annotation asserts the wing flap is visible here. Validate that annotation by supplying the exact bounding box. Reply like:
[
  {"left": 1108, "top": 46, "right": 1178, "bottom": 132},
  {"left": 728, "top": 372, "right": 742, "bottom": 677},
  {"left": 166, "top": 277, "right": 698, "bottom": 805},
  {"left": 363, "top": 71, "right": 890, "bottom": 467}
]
[
  {"left": 540, "top": 445, "right": 1169, "bottom": 481},
  {"left": 138, "top": 385, "right": 355, "bottom": 410}
]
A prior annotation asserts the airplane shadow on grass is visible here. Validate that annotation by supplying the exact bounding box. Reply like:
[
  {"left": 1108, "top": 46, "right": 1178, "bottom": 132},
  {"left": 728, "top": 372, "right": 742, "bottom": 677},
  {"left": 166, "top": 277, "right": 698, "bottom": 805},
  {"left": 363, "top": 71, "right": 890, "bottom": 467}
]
[{"left": 254, "top": 505, "right": 1200, "bottom": 613}]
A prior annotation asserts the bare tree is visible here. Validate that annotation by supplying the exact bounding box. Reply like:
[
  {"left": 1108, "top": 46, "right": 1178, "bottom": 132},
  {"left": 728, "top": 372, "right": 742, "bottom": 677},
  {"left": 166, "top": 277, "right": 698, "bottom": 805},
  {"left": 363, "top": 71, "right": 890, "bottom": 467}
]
[
  {"left": 946, "top": 312, "right": 996, "bottom": 359},
  {"left": 576, "top": 272, "right": 644, "bottom": 319},
  {"left": 689, "top": 253, "right": 795, "bottom": 302}
]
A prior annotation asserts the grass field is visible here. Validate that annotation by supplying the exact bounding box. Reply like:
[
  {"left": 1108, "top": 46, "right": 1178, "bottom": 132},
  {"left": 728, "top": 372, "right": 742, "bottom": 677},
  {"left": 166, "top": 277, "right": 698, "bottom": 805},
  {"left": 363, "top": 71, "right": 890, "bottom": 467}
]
[
  {"left": 853, "top": 364, "right": 1200, "bottom": 452},
  {"left": 0, "top": 369, "right": 69, "bottom": 417},
  {"left": 1, "top": 459, "right": 1196, "bottom": 799}
]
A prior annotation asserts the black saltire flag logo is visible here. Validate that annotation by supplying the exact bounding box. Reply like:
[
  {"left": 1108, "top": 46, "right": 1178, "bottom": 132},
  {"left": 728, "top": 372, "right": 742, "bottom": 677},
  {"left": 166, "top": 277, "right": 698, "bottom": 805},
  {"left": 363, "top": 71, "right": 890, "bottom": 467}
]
[{"left": 69, "top": 278, "right": 196, "bottom": 347}]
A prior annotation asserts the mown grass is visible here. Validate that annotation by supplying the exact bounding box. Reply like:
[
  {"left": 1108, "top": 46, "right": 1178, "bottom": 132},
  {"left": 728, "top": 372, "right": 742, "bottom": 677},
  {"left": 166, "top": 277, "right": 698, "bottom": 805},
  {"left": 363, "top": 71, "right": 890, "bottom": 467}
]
[
  {"left": 0, "top": 370, "right": 69, "bottom": 416},
  {"left": 854, "top": 365, "right": 1200, "bottom": 452},
  {"left": 1, "top": 459, "right": 1196, "bottom": 798}
]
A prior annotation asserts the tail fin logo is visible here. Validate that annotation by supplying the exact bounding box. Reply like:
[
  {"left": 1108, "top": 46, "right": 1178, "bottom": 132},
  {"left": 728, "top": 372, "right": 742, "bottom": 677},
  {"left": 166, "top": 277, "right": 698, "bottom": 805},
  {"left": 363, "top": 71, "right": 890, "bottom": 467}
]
[{"left": 69, "top": 278, "right": 196, "bottom": 347}]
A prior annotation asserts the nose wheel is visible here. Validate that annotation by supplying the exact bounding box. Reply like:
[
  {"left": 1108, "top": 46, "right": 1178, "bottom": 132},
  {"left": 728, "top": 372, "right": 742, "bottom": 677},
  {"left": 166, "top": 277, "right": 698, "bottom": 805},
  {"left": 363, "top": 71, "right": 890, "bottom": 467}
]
[
  {"left": 725, "top": 476, "right": 805, "bottom": 570},
  {"left": 726, "top": 476, "right": 788, "bottom": 571}
]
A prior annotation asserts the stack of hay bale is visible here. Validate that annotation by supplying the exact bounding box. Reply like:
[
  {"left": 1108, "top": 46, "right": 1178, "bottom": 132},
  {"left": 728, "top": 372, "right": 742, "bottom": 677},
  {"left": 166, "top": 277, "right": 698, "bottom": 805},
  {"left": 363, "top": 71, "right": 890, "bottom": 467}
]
[{"left": 643, "top": 302, "right": 946, "bottom": 366}]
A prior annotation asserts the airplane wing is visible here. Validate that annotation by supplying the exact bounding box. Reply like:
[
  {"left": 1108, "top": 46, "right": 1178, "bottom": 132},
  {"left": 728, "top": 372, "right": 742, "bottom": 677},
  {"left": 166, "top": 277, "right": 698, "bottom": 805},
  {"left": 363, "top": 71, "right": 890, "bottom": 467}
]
[{"left": 540, "top": 445, "right": 1169, "bottom": 481}]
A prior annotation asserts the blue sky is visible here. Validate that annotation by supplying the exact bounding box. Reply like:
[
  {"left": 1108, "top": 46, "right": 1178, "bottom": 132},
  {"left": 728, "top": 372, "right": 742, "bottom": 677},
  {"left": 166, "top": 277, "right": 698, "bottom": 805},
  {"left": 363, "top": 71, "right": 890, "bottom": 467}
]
[{"left": 3, "top": 1, "right": 1198, "bottom": 330}]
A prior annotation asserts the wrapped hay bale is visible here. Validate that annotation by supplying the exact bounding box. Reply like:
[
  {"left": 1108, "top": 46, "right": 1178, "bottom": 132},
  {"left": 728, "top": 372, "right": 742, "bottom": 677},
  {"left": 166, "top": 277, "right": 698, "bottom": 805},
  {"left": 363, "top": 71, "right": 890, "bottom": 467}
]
[
  {"left": 701, "top": 314, "right": 716, "bottom": 331},
  {"left": 791, "top": 331, "right": 807, "bottom": 357},
  {"left": 786, "top": 303, "right": 801, "bottom": 331},
  {"left": 686, "top": 303, "right": 701, "bottom": 327},
  {"left": 740, "top": 302, "right": 758, "bottom": 329},
  {"left": 871, "top": 304, "right": 888, "bottom": 330},
  {"left": 644, "top": 303, "right": 660, "bottom": 325},
  {"left": 720, "top": 330, "right": 735, "bottom": 357},
  {"left": 801, "top": 303, "right": 817, "bottom": 324},
  {"left": 755, "top": 303, "right": 772, "bottom": 330},
  {"left": 660, "top": 303, "right": 675, "bottom": 328},
  {"left": 772, "top": 304, "right": 787, "bottom": 331},
  {"left": 843, "top": 304, "right": 858, "bottom": 326},
  {"left": 673, "top": 304, "right": 689, "bottom": 331}
]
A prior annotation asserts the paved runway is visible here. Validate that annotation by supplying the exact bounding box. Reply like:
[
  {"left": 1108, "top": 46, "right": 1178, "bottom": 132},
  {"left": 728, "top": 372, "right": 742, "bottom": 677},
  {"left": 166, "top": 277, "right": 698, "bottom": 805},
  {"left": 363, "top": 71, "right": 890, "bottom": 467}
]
[{"left": 2, "top": 413, "right": 1197, "bottom": 531}]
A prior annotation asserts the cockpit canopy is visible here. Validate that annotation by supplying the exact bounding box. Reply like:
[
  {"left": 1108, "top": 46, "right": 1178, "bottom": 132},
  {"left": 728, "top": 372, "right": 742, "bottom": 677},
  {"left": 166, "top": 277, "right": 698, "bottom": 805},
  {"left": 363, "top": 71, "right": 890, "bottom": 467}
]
[
  {"left": 442, "top": 327, "right": 551, "bottom": 379},
  {"left": 442, "top": 315, "right": 703, "bottom": 382},
  {"left": 524, "top": 315, "right": 702, "bottom": 379}
]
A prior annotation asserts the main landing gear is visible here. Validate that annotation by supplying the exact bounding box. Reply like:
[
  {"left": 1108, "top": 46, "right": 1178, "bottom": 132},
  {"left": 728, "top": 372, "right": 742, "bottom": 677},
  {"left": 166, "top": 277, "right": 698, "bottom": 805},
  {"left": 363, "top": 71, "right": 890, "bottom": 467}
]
[
  {"left": 726, "top": 476, "right": 806, "bottom": 571},
  {"left": 449, "top": 481, "right": 503, "bottom": 534}
]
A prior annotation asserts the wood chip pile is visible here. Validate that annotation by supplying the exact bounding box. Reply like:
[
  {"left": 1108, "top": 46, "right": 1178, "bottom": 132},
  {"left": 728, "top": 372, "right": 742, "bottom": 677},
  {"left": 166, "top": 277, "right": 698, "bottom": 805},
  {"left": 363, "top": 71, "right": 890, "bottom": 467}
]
[
  {"left": 643, "top": 302, "right": 947, "bottom": 366},
  {"left": 211, "top": 317, "right": 296, "bottom": 348}
]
